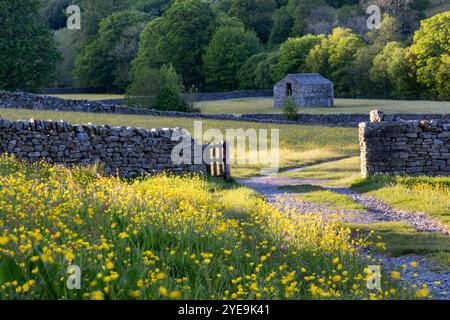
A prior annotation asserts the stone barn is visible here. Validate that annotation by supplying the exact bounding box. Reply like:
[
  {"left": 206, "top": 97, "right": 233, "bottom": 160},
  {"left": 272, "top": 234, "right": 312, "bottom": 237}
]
[{"left": 274, "top": 73, "right": 334, "bottom": 108}]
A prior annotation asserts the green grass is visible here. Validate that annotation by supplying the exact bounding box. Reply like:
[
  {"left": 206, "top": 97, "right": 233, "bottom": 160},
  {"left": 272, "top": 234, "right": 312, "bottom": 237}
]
[
  {"left": 352, "top": 176, "right": 450, "bottom": 229},
  {"left": 46, "top": 94, "right": 125, "bottom": 101},
  {"left": 197, "top": 98, "right": 450, "bottom": 115},
  {"left": 348, "top": 222, "right": 450, "bottom": 268},
  {"left": 48, "top": 94, "right": 450, "bottom": 114},
  {"left": 281, "top": 157, "right": 450, "bottom": 229},
  {"left": 0, "top": 155, "right": 417, "bottom": 300},
  {"left": 0, "top": 108, "right": 359, "bottom": 178},
  {"left": 280, "top": 184, "right": 366, "bottom": 211},
  {"left": 281, "top": 156, "right": 361, "bottom": 187}
]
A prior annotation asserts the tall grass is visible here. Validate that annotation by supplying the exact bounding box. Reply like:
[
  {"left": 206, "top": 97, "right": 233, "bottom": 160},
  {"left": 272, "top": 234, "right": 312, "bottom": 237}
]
[
  {"left": 0, "top": 155, "right": 416, "bottom": 299},
  {"left": 352, "top": 176, "right": 450, "bottom": 228}
]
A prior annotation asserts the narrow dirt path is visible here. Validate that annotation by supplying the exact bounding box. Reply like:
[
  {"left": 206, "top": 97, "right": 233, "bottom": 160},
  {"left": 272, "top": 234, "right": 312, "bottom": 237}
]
[{"left": 237, "top": 163, "right": 450, "bottom": 299}]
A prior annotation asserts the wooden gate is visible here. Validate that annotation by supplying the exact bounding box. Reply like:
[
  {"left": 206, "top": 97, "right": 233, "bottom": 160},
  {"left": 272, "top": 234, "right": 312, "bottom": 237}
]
[{"left": 204, "top": 141, "right": 231, "bottom": 180}]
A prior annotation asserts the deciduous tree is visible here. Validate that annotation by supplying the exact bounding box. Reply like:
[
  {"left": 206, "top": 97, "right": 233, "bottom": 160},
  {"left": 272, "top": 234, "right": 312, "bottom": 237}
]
[{"left": 0, "top": 0, "right": 60, "bottom": 92}]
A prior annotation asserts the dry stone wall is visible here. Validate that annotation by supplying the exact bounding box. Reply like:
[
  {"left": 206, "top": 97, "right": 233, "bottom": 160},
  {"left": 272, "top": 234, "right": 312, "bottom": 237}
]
[
  {"left": 0, "top": 118, "right": 206, "bottom": 178},
  {"left": 359, "top": 117, "right": 450, "bottom": 177},
  {"left": 1, "top": 91, "right": 450, "bottom": 127}
]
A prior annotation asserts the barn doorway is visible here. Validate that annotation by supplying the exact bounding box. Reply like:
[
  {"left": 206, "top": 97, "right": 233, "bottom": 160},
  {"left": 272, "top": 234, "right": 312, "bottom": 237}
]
[{"left": 286, "top": 83, "right": 292, "bottom": 96}]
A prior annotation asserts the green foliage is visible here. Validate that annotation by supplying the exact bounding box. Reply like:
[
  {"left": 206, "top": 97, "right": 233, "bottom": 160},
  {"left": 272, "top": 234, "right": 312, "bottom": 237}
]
[
  {"left": 127, "top": 64, "right": 197, "bottom": 112},
  {"left": 0, "top": 0, "right": 60, "bottom": 92},
  {"left": 131, "top": 18, "right": 166, "bottom": 73},
  {"left": 213, "top": 12, "right": 246, "bottom": 29},
  {"left": 370, "top": 43, "right": 420, "bottom": 99},
  {"left": 274, "top": 34, "right": 324, "bottom": 79},
  {"left": 366, "top": 14, "right": 403, "bottom": 45},
  {"left": 53, "top": 28, "right": 82, "bottom": 87},
  {"left": 255, "top": 51, "right": 280, "bottom": 89},
  {"left": 159, "top": 0, "right": 216, "bottom": 89},
  {"left": 435, "top": 54, "right": 450, "bottom": 99},
  {"left": 305, "top": 28, "right": 363, "bottom": 97},
  {"left": 412, "top": 12, "right": 450, "bottom": 99},
  {"left": 39, "top": 0, "right": 71, "bottom": 30},
  {"left": 289, "top": 0, "right": 330, "bottom": 36},
  {"left": 203, "top": 26, "right": 263, "bottom": 91},
  {"left": 229, "top": 0, "right": 278, "bottom": 43},
  {"left": 80, "top": 0, "right": 129, "bottom": 42},
  {"left": 328, "top": 28, "right": 364, "bottom": 96},
  {"left": 75, "top": 10, "right": 151, "bottom": 91},
  {"left": 130, "top": 0, "right": 174, "bottom": 14},
  {"left": 237, "top": 53, "right": 268, "bottom": 89},
  {"left": 268, "top": 6, "right": 294, "bottom": 47},
  {"left": 324, "top": 0, "right": 358, "bottom": 7},
  {"left": 370, "top": 42, "right": 403, "bottom": 98},
  {"left": 282, "top": 96, "right": 298, "bottom": 121}
]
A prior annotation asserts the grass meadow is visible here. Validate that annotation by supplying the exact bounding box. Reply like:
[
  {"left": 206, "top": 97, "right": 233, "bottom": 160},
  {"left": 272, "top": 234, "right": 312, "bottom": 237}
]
[
  {"left": 0, "top": 108, "right": 359, "bottom": 178},
  {"left": 282, "top": 158, "right": 450, "bottom": 267},
  {"left": 0, "top": 155, "right": 418, "bottom": 300},
  {"left": 196, "top": 98, "right": 450, "bottom": 115},
  {"left": 0, "top": 106, "right": 449, "bottom": 294},
  {"left": 46, "top": 94, "right": 450, "bottom": 115},
  {"left": 46, "top": 94, "right": 125, "bottom": 101}
]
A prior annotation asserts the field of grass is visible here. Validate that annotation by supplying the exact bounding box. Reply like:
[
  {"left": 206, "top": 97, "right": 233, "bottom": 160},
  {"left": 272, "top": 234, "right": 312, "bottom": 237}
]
[
  {"left": 0, "top": 155, "right": 418, "bottom": 300},
  {"left": 352, "top": 176, "right": 450, "bottom": 229},
  {"left": 46, "top": 94, "right": 125, "bottom": 101},
  {"left": 348, "top": 222, "right": 450, "bottom": 268},
  {"left": 280, "top": 184, "right": 366, "bottom": 211},
  {"left": 197, "top": 98, "right": 450, "bottom": 115},
  {"left": 282, "top": 157, "right": 450, "bottom": 268},
  {"left": 282, "top": 157, "right": 450, "bottom": 229},
  {"left": 282, "top": 157, "right": 362, "bottom": 187},
  {"left": 0, "top": 108, "right": 359, "bottom": 178},
  {"left": 46, "top": 94, "right": 449, "bottom": 115}
]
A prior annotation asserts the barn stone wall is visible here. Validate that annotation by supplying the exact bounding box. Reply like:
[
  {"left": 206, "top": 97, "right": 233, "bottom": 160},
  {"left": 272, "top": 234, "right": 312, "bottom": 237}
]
[
  {"left": 359, "top": 117, "right": 450, "bottom": 177},
  {"left": 274, "top": 77, "right": 334, "bottom": 108},
  {"left": 0, "top": 118, "right": 206, "bottom": 178}
]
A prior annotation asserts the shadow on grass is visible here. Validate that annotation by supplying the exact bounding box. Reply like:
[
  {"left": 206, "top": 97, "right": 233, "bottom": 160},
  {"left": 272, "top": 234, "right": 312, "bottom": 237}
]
[
  {"left": 348, "top": 222, "right": 450, "bottom": 268},
  {"left": 351, "top": 175, "right": 450, "bottom": 194},
  {"left": 279, "top": 184, "right": 325, "bottom": 193}
]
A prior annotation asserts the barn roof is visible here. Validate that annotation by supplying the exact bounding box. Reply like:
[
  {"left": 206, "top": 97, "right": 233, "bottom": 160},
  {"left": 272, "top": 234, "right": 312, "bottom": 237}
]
[{"left": 275, "top": 73, "right": 333, "bottom": 86}]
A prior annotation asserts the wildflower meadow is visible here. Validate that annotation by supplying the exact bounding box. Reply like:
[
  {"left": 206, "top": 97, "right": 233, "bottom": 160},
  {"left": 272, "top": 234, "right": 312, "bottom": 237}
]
[{"left": 0, "top": 155, "right": 418, "bottom": 300}]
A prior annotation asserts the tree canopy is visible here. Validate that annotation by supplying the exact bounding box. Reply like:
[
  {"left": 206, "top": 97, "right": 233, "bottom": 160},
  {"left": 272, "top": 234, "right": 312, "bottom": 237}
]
[
  {"left": 203, "top": 26, "right": 263, "bottom": 91},
  {"left": 0, "top": 0, "right": 60, "bottom": 92}
]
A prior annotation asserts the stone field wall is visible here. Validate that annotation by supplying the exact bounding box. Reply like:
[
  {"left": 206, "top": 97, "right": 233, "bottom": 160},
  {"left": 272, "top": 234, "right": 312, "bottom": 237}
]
[
  {"left": 359, "top": 118, "right": 450, "bottom": 177},
  {"left": 0, "top": 118, "right": 206, "bottom": 178},
  {"left": 1, "top": 91, "right": 449, "bottom": 127}
]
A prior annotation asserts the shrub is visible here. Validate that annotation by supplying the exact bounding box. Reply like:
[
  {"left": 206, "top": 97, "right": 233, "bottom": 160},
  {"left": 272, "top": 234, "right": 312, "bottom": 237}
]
[
  {"left": 282, "top": 97, "right": 299, "bottom": 121},
  {"left": 127, "top": 64, "right": 199, "bottom": 112}
]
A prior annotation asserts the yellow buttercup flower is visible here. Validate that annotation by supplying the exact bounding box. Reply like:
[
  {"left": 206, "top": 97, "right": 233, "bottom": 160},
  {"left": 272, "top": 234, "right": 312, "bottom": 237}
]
[
  {"left": 416, "top": 288, "right": 429, "bottom": 298},
  {"left": 169, "top": 291, "right": 181, "bottom": 299},
  {"left": 391, "top": 271, "right": 401, "bottom": 280},
  {"left": 91, "top": 291, "right": 105, "bottom": 300},
  {"left": 159, "top": 287, "right": 168, "bottom": 296}
]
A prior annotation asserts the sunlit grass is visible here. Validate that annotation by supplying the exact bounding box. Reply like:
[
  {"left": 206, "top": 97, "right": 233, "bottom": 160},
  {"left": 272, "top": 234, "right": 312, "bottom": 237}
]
[
  {"left": 197, "top": 98, "right": 450, "bottom": 115},
  {"left": 281, "top": 157, "right": 361, "bottom": 187},
  {"left": 0, "top": 108, "right": 359, "bottom": 178},
  {"left": 45, "top": 94, "right": 125, "bottom": 101},
  {"left": 0, "top": 155, "right": 417, "bottom": 300},
  {"left": 352, "top": 176, "right": 450, "bottom": 229},
  {"left": 280, "top": 184, "right": 365, "bottom": 211},
  {"left": 347, "top": 222, "right": 450, "bottom": 269}
]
